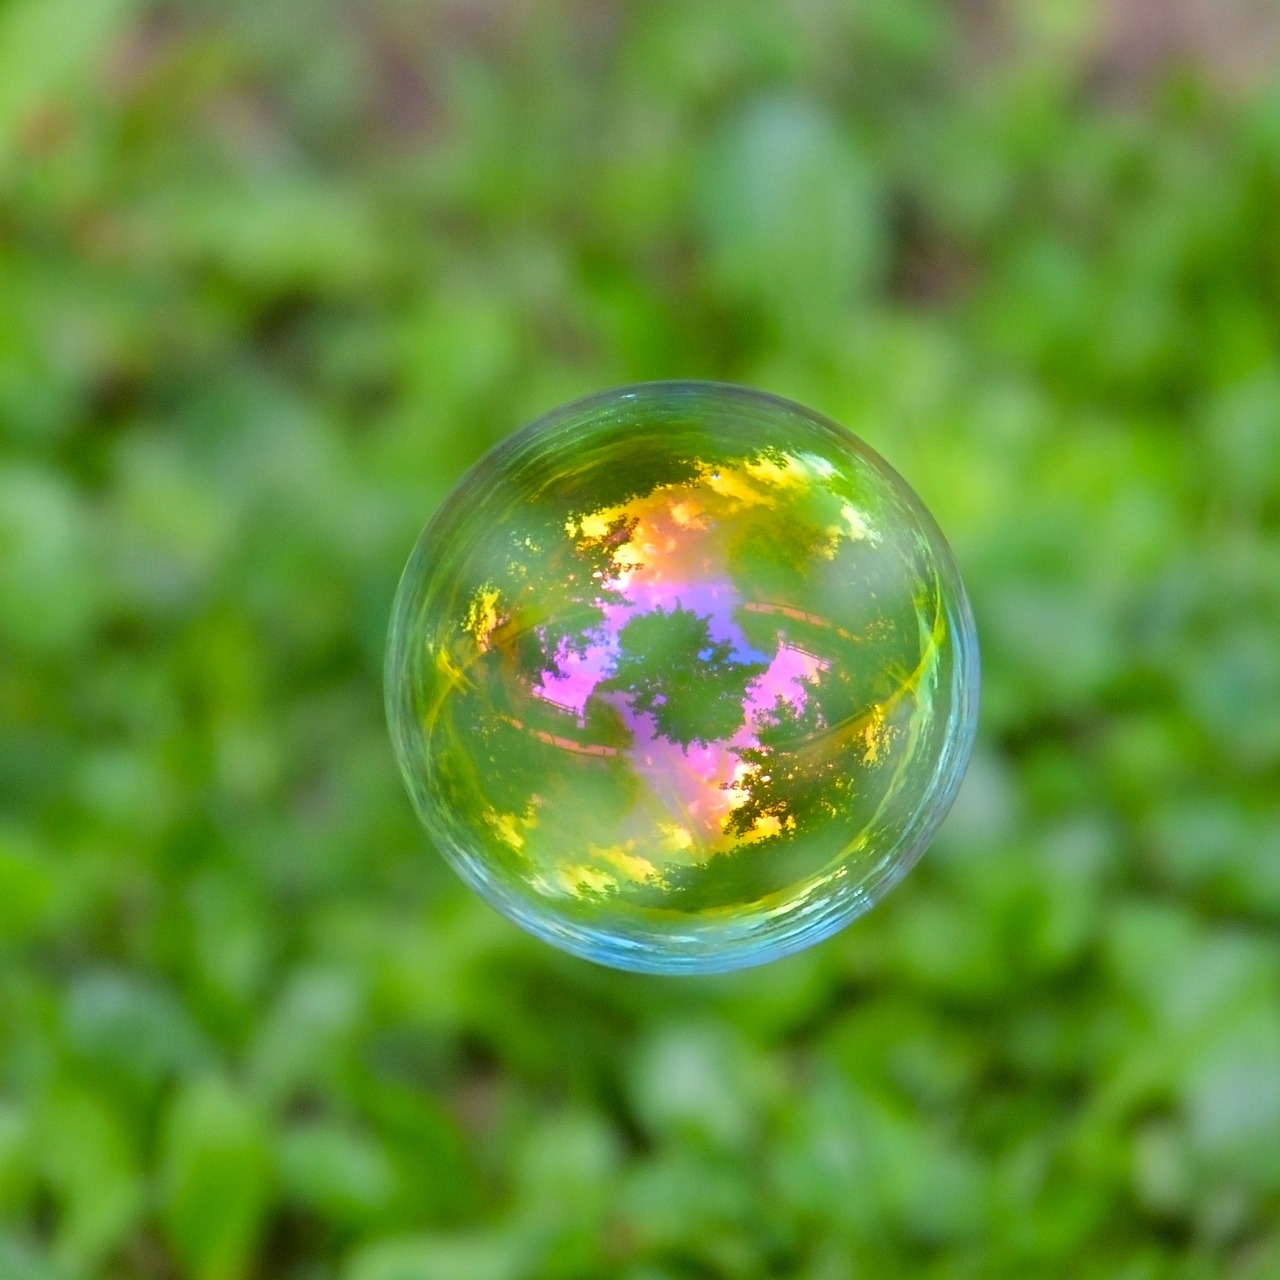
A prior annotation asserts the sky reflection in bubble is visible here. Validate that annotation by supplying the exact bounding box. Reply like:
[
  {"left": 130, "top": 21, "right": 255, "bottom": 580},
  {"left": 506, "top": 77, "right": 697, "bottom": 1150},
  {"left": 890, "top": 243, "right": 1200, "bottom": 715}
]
[{"left": 386, "top": 383, "right": 978, "bottom": 972}]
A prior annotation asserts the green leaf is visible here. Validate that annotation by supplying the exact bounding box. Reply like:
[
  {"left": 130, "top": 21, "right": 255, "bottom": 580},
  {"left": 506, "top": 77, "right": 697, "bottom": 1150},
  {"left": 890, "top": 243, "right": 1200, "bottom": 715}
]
[
  {"left": 0, "top": 468, "right": 98, "bottom": 655},
  {"left": 34, "top": 1086, "right": 142, "bottom": 1269},
  {"left": 0, "top": 0, "right": 136, "bottom": 171},
  {"left": 0, "top": 1102, "right": 33, "bottom": 1216},
  {"left": 62, "top": 969, "right": 211, "bottom": 1087},
  {"left": 158, "top": 1077, "right": 273, "bottom": 1280},
  {"left": 512, "top": 1109, "right": 621, "bottom": 1215},
  {"left": 0, "top": 829, "right": 55, "bottom": 948},
  {"left": 699, "top": 93, "right": 884, "bottom": 338},
  {"left": 0, "top": 1235, "right": 71, "bottom": 1280},
  {"left": 343, "top": 1233, "right": 526, "bottom": 1280},
  {"left": 279, "top": 1121, "right": 396, "bottom": 1224},
  {"left": 629, "top": 1022, "right": 763, "bottom": 1152}
]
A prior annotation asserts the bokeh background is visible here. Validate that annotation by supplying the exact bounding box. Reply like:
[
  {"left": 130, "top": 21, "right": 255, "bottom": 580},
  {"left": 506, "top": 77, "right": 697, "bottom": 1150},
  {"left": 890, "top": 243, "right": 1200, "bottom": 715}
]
[{"left": 3, "top": 0, "right": 1280, "bottom": 1276}]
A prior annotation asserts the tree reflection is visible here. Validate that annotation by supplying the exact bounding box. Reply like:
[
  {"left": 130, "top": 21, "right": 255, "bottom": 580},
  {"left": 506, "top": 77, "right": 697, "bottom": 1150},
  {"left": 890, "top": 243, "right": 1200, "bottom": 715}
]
[
  {"left": 601, "top": 605, "right": 767, "bottom": 748},
  {"left": 724, "top": 692, "right": 848, "bottom": 839},
  {"left": 491, "top": 512, "right": 639, "bottom": 686}
]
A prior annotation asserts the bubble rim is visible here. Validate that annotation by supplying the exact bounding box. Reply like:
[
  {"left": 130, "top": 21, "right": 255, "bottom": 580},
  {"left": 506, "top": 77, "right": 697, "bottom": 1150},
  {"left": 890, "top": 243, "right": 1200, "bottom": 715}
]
[{"left": 386, "top": 380, "right": 980, "bottom": 975}]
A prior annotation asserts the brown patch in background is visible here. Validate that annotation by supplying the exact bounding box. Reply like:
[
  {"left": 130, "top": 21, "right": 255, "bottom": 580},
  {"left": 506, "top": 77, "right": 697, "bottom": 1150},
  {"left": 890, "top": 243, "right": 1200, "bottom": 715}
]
[
  {"left": 1099, "top": 0, "right": 1280, "bottom": 87},
  {"left": 953, "top": 0, "right": 1280, "bottom": 92}
]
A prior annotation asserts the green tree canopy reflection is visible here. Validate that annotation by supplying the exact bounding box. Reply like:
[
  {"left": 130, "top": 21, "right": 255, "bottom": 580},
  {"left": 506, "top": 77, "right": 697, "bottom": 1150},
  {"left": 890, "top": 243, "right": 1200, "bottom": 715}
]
[{"left": 602, "top": 606, "right": 767, "bottom": 748}]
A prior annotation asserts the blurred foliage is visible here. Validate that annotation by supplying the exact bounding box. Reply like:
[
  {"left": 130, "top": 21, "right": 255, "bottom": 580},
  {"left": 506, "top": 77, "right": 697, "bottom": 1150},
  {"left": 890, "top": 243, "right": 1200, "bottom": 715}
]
[{"left": 2, "top": 0, "right": 1280, "bottom": 1276}]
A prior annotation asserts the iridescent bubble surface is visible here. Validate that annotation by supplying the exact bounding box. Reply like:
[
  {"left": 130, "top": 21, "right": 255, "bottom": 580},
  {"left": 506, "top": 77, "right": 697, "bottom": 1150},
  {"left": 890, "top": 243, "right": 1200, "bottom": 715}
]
[{"left": 386, "top": 383, "right": 978, "bottom": 972}]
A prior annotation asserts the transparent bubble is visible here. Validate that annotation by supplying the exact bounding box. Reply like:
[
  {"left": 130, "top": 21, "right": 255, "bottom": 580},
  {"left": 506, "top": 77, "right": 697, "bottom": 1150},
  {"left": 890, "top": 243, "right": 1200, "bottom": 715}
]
[{"left": 386, "top": 383, "right": 979, "bottom": 973}]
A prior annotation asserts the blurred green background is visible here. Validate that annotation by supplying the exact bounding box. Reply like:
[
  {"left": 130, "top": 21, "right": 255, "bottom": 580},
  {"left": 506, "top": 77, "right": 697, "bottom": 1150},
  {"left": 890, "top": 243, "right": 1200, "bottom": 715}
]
[{"left": 3, "top": 0, "right": 1280, "bottom": 1276}]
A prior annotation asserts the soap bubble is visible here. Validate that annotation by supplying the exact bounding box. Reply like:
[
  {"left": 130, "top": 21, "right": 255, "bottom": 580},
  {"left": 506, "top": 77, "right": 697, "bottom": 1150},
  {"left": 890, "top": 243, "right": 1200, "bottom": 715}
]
[{"left": 386, "top": 383, "right": 978, "bottom": 973}]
